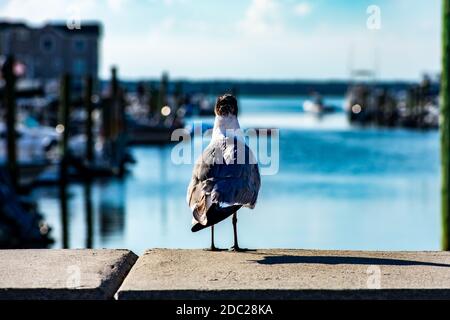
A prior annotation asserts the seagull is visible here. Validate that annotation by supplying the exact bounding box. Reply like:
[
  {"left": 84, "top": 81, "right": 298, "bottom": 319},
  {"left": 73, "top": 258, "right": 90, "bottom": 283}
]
[{"left": 187, "top": 94, "right": 261, "bottom": 251}]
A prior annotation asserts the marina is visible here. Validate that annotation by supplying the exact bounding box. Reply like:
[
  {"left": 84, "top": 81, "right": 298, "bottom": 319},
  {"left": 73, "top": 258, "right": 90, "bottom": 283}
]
[
  {"left": 27, "top": 96, "right": 440, "bottom": 254},
  {"left": 0, "top": 0, "right": 448, "bottom": 304},
  {"left": 0, "top": 52, "right": 442, "bottom": 251}
]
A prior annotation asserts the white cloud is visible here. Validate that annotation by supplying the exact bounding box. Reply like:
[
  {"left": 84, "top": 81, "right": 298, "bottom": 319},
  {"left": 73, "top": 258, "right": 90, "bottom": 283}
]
[
  {"left": 106, "top": 0, "right": 128, "bottom": 12},
  {"left": 0, "top": 0, "right": 97, "bottom": 23},
  {"left": 146, "top": 0, "right": 187, "bottom": 7},
  {"left": 238, "top": 0, "right": 283, "bottom": 36},
  {"left": 0, "top": 0, "right": 440, "bottom": 80},
  {"left": 294, "top": 2, "right": 311, "bottom": 17},
  {"left": 148, "top": 16, "right": 176, "bottom": 37}
]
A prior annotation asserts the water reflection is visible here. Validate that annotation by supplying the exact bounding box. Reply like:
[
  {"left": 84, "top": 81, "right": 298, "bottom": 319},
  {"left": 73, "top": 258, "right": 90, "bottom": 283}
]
[
  {"left": 159, "top": 147, "right": 168, "bottom": 235},
  {"left": 83, "top": 179, "right": 94, "bottom": 248},
  {"left": 58, "top": 168, "right": 69, "bottom": 249},
  {"left": 98, "top": 179, "right": 125, "bottom": 243}
]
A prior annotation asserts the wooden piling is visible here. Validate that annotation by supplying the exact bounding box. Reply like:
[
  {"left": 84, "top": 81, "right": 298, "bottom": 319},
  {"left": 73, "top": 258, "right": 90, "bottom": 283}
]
[
  {"left": 157, "top": 72, "right": 169, "bottom": 115},
  {"left": 58, "top": 74, "right": 71, "bottom": 249},
  {"left": 59, "top": 74, "right": 71, "bottom": 165},
  {"left": 149, "top": 84, "right": 160, "bottom": 118},
  {"left": 111, "top": 67, "right": 118, "bottom": 97},
  {"left": 2, "top": 55, "right": 18, "bottom": 190},
  {"left": 441, "top": 0, "right": 450, "bottom": 250},
  {"left": 109, "top": 66, "right": 125, "bottom": 174},
  {"left": 82, "top": 75, "right": 95, "bottom": 247},
  {"left": 111, "top": 67, "right": 119, "bottom": 139}
]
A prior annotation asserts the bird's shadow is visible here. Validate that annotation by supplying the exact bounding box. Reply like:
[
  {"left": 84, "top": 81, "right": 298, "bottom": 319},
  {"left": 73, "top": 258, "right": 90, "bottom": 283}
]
[{"left": 252, "top": 255, "right": 450, "bottom": 268}]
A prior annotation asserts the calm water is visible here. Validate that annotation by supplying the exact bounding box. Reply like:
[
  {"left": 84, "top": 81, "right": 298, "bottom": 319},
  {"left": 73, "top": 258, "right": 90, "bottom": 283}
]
[{"left": 33, "top": 96, "right": 441, "bottom": 254}]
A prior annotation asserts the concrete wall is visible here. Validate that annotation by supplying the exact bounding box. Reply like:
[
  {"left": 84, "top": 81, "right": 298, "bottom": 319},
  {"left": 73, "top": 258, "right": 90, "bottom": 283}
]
[{"left": 1, "top": 249, "right": 449, "bottom": 300}]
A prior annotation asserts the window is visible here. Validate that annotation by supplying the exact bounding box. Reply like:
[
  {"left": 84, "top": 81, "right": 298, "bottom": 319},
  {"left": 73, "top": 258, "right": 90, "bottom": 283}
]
[
  {"left": 40, "top": 34, "right": 54, "bottom": 53},
  {"left": 54, "top": 58, "right": 62, "bottom": 72},
  {"left": 72, "top": 59, "right": 86, "bottom": 76},
  {"left": 16, "top": 28, "right": 30, "bottom": 41},
  {"left": 73, "top": 38, "right": 86, "bottom": 52}
]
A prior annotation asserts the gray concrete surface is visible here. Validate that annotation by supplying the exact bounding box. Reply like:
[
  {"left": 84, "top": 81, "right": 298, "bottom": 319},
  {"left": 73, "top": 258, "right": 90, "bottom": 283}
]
[
  {"left": 116, "top": 249, "right": 450, "bottom": 300},
  {"left": 0, "top": 249, "right": 138, "bottom": 300}
]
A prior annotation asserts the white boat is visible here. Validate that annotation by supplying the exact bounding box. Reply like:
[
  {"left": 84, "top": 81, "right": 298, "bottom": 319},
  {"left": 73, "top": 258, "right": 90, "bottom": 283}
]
[
  {"left": 0, "top": 123, "right": 60, "bottom": 185},
  {"left": 303, "top": 95, "right": 338, "bottom": 115}
]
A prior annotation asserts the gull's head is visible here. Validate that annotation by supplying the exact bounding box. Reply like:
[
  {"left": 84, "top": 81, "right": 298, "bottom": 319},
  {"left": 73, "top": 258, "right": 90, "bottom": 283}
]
[
  {"left": 212, "top": 94, "right": 241, "bottom": 138},
  {"left": 215, "top": 94, "right": 238, "bottom": 118}
]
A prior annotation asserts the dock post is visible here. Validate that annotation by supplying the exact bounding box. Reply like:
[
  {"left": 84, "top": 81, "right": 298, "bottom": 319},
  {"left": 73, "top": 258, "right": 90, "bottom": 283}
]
[
  {"left": 157, "top": 72, "right": 169, "bottom": 116},
  {"left": 2, "top": 55, "right": 18, "bottom": 190},
  {"left": 85, "top": 75, "right": 94, "bottom": 164},
  {"left": 58, "top": 73, "right": 71, "bottom": 249},
  {"left": 111, "top": 66, "right": 118, "bottom": 141},
  {"left": 149, "top": 84, "right": 160, "bottom": 119},
  {"left": 83, "top": 75, "right": 94, "bottom": 248},
  {"left": 111, "top": 67, "right": 118, "bottom": 97},
  {"left": 441, "top": 0, "right": 450, "bottom": 250},
  {"left": 110, "top": 66, "right": 124, "bottom": 174},
  {"left": 59, "top": 74, "right": 71, "bottom": 167},
  {"left": 115, "top": 69, "right": 127, "bottom": 176}
]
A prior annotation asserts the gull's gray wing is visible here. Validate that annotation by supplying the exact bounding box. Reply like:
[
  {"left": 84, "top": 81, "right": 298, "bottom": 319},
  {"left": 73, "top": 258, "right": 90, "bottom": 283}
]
[{"left": 187, "top": 137, "right": 261, "bottom": 227}]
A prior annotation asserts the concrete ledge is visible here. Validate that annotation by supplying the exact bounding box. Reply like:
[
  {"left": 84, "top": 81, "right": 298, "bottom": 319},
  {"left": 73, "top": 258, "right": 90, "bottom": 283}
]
[
  {"left": 116, "top": 249, "right": 450, "bottom": 300},
  {"left": 0, "top": 249, "right": 138, "bottom": 300},
  {"left": 2, "top": 249, "right": 450, "bottom": 300}
]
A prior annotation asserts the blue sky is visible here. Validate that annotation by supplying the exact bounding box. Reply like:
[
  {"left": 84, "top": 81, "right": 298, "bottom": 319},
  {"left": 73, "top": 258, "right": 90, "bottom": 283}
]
[{"left": 0, "top": 0, "right": 442, "bottom": 80}]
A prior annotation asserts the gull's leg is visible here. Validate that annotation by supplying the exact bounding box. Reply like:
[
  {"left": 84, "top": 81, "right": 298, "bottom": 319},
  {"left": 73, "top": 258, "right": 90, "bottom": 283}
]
[
  {"left": 230, "top": 212, "right": 252, "bottom": 252},
  {"left": 208, "top": 225, "right": 224, "bottom": 251},
  {"left": 230, "top": 212, "right": 244, "bottom": 252},
  {"left": 232, "top": 212, "right": 239, "bottom": 249},
  {"left": 210, "top": 225, "right": 217, "bottom": 250}
]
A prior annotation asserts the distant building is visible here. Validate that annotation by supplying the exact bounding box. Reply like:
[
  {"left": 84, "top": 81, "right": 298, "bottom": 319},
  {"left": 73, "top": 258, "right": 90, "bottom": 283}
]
[{"left": 0, "top": 21, "right": 102, "bottom": 84}]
